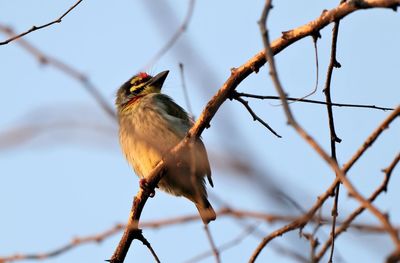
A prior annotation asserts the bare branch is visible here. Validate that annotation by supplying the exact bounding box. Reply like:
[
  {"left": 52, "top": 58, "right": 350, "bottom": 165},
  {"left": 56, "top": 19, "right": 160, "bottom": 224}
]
[
  {"left": 203, "top": 225, "right": 221, "bottom": 263},
  {"left": 0, "top": 0, "right": 83, "bottom": 45},
  {"left": 236, "top": 92, "right": 394, "bottom": 111},
  {"left": 323, "top": 9, "right": 344, "bottom": 261}
]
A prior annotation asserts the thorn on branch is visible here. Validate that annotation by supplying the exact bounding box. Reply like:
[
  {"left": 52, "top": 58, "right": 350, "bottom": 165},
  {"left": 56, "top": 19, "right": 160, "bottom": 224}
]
[
  {"left": 333, "top": 135, "right": 342, "bottom": 143},
  {"left": 312, "top": 31, "right": 322, "bottom": 42},
  {"left": 251, "top": 64, "right": 260, "bottom": 73},
  {"left": 333, "top": 59, "right": 342, "bottom": 68},
  {"left": 281, "top": 30, "right": 291, "bottom": 40}
]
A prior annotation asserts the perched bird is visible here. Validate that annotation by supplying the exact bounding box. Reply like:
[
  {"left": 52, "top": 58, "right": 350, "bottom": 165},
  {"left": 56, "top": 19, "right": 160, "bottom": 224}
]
[{"left": 116, "top": 70, "right": 216, "bottom": 224}]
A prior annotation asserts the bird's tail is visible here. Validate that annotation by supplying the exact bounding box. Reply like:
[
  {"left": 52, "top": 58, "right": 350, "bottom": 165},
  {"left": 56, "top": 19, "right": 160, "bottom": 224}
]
[{"left": 195, "top": 197, "right": 216, "bottom": 224}]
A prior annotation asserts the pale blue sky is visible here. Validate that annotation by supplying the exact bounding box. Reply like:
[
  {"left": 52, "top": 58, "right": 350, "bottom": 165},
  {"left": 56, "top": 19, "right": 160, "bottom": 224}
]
[{"left": 1, "top": 1, "right": 399, "bottom": 262}]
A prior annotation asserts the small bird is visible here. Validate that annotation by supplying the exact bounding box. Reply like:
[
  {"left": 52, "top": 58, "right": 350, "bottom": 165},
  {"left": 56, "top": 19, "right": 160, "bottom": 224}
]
[{"left": 116, "top": 70, "right": 216, "bottom": 224}]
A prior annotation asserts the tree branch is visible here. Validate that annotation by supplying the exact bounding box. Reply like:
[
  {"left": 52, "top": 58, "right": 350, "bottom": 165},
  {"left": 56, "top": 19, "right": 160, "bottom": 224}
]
[
  {"left": 236, "top": 92, "right": 394, "bottom": 111},
  {"left": 323, "top": 8, "right": 343, "bottom": 261},
  {"left": 0, "top": 0, "right": 83, "bottom": 45}
]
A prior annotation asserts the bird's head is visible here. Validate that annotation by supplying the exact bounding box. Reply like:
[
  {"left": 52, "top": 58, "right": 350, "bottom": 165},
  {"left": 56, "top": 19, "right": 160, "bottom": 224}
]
[{"left": 116, "top": 70, "right": 169, "bottom": 110}]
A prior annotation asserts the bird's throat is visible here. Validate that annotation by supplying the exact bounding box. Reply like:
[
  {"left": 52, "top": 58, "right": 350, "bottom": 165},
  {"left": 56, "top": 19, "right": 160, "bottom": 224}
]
[{"left": 126, "top": 95, "right": 145, "bottom": 107}]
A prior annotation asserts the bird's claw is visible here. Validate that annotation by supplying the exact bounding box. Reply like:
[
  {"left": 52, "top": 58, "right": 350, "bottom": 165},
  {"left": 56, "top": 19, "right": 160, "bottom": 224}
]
[{"left": 139, "top": 178, "right": 155, "bottom": 198}]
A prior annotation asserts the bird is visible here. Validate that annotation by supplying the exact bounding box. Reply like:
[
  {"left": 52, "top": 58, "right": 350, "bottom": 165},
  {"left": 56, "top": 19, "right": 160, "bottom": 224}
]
[{"left": 115, "top": 70, "right": 216, "bottom": 224}]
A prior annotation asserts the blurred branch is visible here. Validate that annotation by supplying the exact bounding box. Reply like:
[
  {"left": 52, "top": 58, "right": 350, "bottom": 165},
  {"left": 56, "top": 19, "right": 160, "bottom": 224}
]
[
  {"left": 3, "top": 207, "right": 398, "bottom": 263},
  {"left": 0, "top": 105, "right": 116, "bottom": 151},
  {"left": 0, "top": 223, "right": 124, "bottom": 263},
  {"left": 185, "top": 224, "right": 260, "bottom": 263},
  {"left": 0, "top": 26, "right": 116, "bottom": 120},
  {"left": 203, "top": 225, "right": 221, "bottom": 263},
  {"left": 236, "top": 92, "right": 394, "bottom": 111},
  {"left": 141, "top": 0, "right": 195, "bottom": 71},
  {"left": 179, "top": 63, "right": 194, "bottom": 117},
  {"left": 0, "top": 0, "right": 83, "bottom": 45}
]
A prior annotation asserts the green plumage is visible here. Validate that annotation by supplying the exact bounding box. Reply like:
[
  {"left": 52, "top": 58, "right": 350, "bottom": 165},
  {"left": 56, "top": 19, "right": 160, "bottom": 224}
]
[{"left": 116, "top": 71, "right": 216, "bottom": 224}]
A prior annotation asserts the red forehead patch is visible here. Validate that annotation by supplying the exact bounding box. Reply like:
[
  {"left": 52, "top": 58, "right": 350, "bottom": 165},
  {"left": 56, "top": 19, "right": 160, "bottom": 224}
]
[{"left": 138, "top": 72, "right": 149, "bottom": 79}]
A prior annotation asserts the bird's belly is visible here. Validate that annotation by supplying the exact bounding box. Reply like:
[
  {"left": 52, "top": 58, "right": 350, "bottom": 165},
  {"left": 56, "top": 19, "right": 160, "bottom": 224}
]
[
  {"left": 122, "top": 137, "right": 197, "bottom": 198},
  {"left": 125, "top": 140, "right": 165, "bottom": 179}
]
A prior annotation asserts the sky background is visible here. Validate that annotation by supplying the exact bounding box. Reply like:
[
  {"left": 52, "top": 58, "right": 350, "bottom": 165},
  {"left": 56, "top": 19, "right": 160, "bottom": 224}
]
[{"left": 1, "top": 1, "right": 399, "bottom": 262}]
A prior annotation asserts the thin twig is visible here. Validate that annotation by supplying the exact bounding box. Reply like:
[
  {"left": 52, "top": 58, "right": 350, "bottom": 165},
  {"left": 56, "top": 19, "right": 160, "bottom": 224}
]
[
  {"left": 231, "top": 92, "right": 281, "bottom": 138},
  {"left": 282, "top": 34, "right": 320, "bottom": 106},
  {"left": 0, "top": 0, "right": 83, "bottom": 45},
  {"left": 179, "top": 63, "right": 194, "bottom": 117},
  {"left": 203, "top": 225, "right": 221, "bottom": 263},
  {"left": 236, "top": 92, "right": 394, "bottom": 111},
  {"left": 323, "top": 13, "right": 343, "bottom": 263},
  {"left": 136, "top": 231, "right": 161, "bottom": 263}
]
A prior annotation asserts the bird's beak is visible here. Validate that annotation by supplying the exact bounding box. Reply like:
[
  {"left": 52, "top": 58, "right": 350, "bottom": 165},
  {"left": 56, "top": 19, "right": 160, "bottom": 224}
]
[{"left": 148, "top": 70, "right": 169, "bottom": 90}]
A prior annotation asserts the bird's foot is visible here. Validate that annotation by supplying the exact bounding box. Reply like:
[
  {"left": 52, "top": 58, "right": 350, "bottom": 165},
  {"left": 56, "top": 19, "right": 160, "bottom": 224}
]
[{"left": 139, "top": 178, "right": 155, "bottom": 198}]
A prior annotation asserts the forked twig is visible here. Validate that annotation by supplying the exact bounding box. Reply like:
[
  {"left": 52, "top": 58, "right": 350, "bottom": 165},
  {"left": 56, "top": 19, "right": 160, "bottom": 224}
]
[{"left": 230, "top": 91, "right": 281, "bottom": 138}]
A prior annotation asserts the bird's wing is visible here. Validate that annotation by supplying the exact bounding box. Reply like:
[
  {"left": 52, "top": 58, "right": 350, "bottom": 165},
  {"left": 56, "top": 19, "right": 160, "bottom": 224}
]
[
  {"left": 151, "top": 94, "right": 213, "bottom": 186},
  {"left": 196, "top": 139, "right": 213, "bottom": 187},
  {"left": 152, "top": 94, "right": 191, "bottom": 135}
]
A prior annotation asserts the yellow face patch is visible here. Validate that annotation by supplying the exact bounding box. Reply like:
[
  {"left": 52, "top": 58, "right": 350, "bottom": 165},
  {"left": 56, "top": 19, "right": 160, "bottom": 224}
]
[
  {"left": 128, "top": 73, "right": 161, "bottom": 96},
  {"left": 129, "top": 73, "right": 150, "bottom": 94}
]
